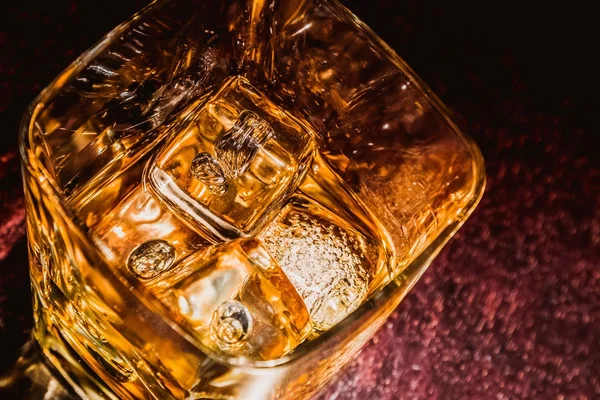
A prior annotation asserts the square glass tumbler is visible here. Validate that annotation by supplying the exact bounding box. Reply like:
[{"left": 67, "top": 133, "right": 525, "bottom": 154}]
[{"left": 19, "top": 0, "right": 485, "bottom": 399}]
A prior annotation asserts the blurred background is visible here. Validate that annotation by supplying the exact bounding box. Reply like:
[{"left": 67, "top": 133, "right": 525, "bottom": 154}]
[{"left": 0, "top": 1, "right": 597, "bottom": 399}]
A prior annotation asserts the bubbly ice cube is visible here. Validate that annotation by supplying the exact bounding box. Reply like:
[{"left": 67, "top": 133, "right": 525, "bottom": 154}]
[
  {"left": 260, "top": 154, "right": 396, "bottom": 332},
  {"left": 153, "top": 239, "right": 311, "bottom": 360},
  {"left": 146, "top": 76, "right": 314, "bottom": 241},
  {"left": 261, "top": 188, "right": 392, "bottom": 332}
]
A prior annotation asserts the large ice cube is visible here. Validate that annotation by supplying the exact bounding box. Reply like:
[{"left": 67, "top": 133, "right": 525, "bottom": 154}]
[
  {"left": 94, "top": 186, "right": 209, "bottom": 280},
  {"left": 153, "top": 239, "right": 311, "bottom": 360},
  {"left": 261, "top": 155, "right": 396, "bottom": 331},
  {"left": 146, "top": 76, "right": 314, "bottom": 241}
]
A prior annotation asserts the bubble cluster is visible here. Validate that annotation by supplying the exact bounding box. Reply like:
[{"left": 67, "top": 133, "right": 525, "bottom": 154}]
[
  {"left": 126, "top": 239, "right": 176, "bottom": 279},
  {"left": 210, "top": 300, "right": 253, "bottom": 350},
  {"left": 191, "top": 152, "right": 229, "bottom": 195}
]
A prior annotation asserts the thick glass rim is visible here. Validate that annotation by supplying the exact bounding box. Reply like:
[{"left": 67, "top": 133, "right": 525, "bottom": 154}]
[{"left": 19, "top": 0, "right": 486, "bottom": 370}]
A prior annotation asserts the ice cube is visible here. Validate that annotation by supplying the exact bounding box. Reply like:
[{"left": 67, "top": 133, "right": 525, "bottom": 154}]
[
  {"left": 93, "top": 186, "right": 209, "bottom": 280},
  {"left": 261, "top": 188, "right": 393, "bottom": 332},
  {"left": 146, "top": 76, "right": 314, "bottom": 241},
  {"left": 153, "top": 238, "right": 311, "bottom": 360}
]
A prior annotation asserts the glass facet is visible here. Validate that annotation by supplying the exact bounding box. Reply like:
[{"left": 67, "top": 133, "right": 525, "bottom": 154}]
[{"left": 19, "top": 0, "right": 485, "bottom": 398}]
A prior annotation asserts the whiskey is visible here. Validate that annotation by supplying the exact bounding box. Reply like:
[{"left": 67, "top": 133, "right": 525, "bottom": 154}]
[{"left": 85, "top": 76, "right": 395, "bottom": 362}]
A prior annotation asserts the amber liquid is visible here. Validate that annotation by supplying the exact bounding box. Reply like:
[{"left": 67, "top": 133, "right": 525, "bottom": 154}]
[
  {"left": 40, "top": 76, "right": 396, "bottom": 397},
  {"left": 21, "top": 0, "right": 483, "bottom": 397}
]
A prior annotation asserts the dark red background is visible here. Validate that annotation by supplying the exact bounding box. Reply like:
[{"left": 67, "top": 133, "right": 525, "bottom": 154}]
[{"left": 1, "top": 1, "right": 598, "bottom": 399}]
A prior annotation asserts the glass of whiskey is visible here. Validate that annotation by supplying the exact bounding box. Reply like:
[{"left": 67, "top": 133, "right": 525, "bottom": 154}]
[{"left": 19, "top": 0, "right": 485, "bottom": 399}]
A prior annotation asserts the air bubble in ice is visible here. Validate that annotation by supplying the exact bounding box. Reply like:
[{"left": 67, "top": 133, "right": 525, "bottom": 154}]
[
  {"left": 191, "top": 152, "right": 228, "bottom": 195},
  {"left": 127, "top": 239, "right": 176, "bottom": 279},
  {"left": 214, "top": 110, "right": 273, "bottom": 177},
  {"left": 210, "top": 300, "right": 253, "bottom": 350}
]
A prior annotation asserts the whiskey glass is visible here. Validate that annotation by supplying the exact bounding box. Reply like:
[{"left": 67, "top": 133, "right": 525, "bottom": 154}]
[{"left": 19, "top": 0, "right": 485, "bottom": 398}]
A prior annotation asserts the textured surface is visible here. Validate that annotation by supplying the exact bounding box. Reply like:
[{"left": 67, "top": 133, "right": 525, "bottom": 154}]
[
  {"left": 0, "top": 1, "right": 598, "bottom": 399},
  {"left": 262, "top": 197, "right": 371, "bottom": 331}
]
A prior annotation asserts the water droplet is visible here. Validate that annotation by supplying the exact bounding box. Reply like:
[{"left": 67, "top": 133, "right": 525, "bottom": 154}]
[
  {"left": 215, "top": 110, "right": 273, "bottom": 177},
  {"left": 191, "top": 152, "right": 228, "bottom": 195},
  {"left": 127, "top": 239, "right": 176, "bottom": 279},
  {"left": 210, "top": 300, "right": 253, "bottom": 350}
]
